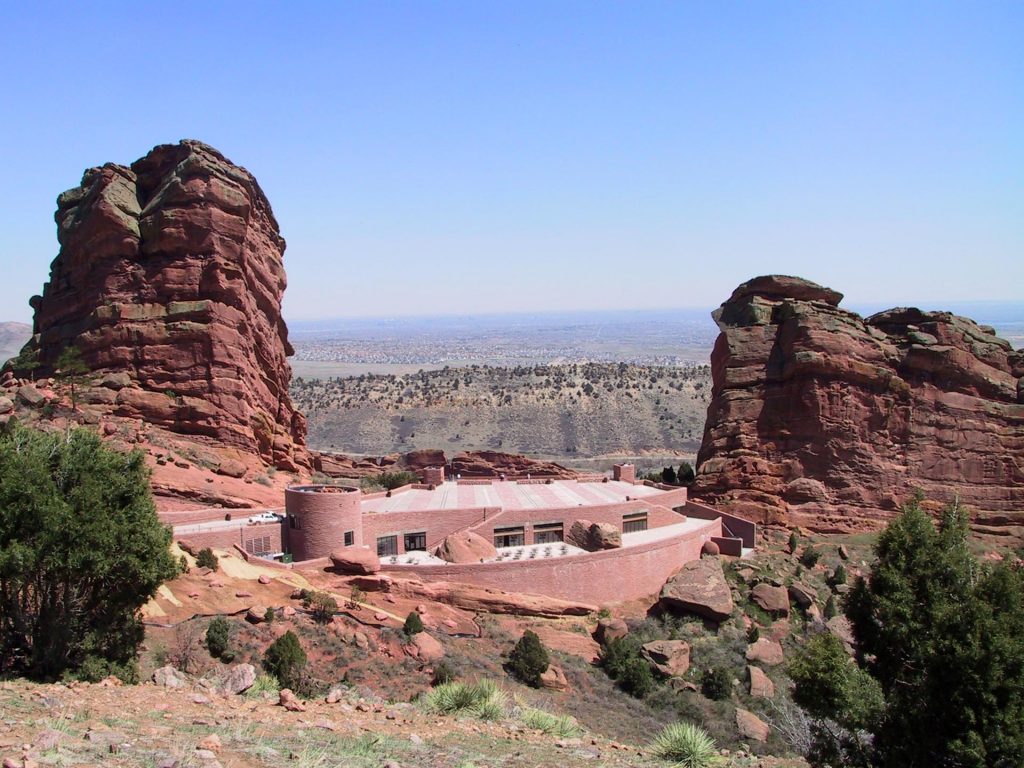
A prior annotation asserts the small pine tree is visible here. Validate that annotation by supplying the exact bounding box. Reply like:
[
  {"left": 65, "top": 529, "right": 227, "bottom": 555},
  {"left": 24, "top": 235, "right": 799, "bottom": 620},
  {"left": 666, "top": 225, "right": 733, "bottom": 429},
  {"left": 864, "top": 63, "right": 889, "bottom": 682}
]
[
  {"left": 677, "top": 461, "right": 696, "bottom": 486},
  {"left": 799, "top": 547, "right": 821, "bottom": 568},
  {"left": 206, "top": 617, "right": 230, "bottom": 659},
  {"left": 264, "top": 606, "right": 276, "bottom": 624},
  {"left": 404, "top": 611, "right": 425, "bottom": 636},
  {"left": 196, "top": 548, "right": 218, "bottom": 571},
  {"left": 263, "top": 631, "right": 307, "bottom": 692},
  {"left": 508, "top": 630, "right": 550, "bottom": 688},
  {"left": 701, "top": 666, "right": 732, "bottom": 700},
  {"left": 830, "top": 563, "right": 847, "bottom": 586},
  {"left": 661, "top": 465, "right": 678, "bottom": 485},
  {"left": 179, "top": 554, "right": 190, "bottom": 574},
  {"left": 55, "top": 346, "right": 89, "bottom": 409},
  {"left": 824, "top": 594, "right": 838, "bottom": 619},
  {"left": 788, "top": 530, "right": 800, "bottom": 554}
]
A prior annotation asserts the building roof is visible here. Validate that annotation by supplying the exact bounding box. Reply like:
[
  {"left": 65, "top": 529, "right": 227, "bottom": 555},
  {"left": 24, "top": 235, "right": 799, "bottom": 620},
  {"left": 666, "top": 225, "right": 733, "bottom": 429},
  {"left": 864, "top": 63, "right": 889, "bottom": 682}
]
[{"left": 361, "top": 479, "right": 667, "bottom": 514}]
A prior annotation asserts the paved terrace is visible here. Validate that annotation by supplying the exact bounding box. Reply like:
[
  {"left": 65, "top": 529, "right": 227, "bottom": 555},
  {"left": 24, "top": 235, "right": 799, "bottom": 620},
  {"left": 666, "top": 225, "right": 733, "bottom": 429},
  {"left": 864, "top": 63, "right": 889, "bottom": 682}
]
[{"left": 362, "top": 479, "right": 666, "bottom": 514}]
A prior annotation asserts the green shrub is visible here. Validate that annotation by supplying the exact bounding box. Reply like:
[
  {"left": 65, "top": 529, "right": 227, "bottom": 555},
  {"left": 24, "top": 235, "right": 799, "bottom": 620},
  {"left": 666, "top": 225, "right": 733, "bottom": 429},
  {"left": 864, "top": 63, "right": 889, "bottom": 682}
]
[
  {"left": 432, "top": 660, "right": 456, "bottom": 686},
  {"left": 746, "top": 625, "right": 760, "bottom": 643},
  {"left": 196, "top": 548, "right": 219, "bottom": 570},
  {"left": 403, "top": 611, "right": 425, "bottom": 636},
  {"left": 601, "top": 635, "right": 656, "bottom": 698},
  {"left": 507, "top": 630, "right": 549, "bottom": 688},
  {"left": 700, "top": 666, "right": 732, "bottom": 700},
  {"left": 788, "top": 531, "right": 800, "bottom": 553},
  {"left": 650, "top": 721, "right": 720, "bottom": 767},
  {"left": 73, "top": 655, "right": 139, "bottom": 684},
  {"left": 179, "top": 555, "right": 190, "bottom": 574},
  {"left": 824, "top": 594, "right": 838, "bottom": 619},
  {"left": 799, "top": 547, "right": 821, "bottom": 568},
  {"left": 829, "top": 563, "right": 847, "bottom": 586},
  {"left": 263, "top": 606, "right": 276, "bottom": 624},
  {"left": 263, "top": 631, "right": 307, "bottom": 692},
  {"left": 205, "top": 617, "right": 231, "bottom": 659},
  {"left": 303, "top": 591, "right": 338, "bottom": 623}
]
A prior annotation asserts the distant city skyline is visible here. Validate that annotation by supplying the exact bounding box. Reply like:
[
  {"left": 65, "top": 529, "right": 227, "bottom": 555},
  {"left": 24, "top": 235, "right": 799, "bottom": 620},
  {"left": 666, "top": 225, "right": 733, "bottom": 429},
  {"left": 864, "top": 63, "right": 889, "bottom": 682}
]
[{"left": 1, "top": 2, "right": 1021, "bottom": 324}]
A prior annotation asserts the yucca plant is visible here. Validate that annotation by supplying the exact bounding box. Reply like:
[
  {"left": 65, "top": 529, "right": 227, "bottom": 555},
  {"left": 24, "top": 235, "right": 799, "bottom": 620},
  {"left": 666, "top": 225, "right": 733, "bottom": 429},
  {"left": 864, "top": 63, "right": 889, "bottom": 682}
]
[
  {"left": 650, "top": 721, "right": 720, "bottom": 767},
  {"left": 422, "top": 679, "right": 508, "bottom": 720},
  {"left": 520, "top": 706, "right": 582, "bottom": 738}
]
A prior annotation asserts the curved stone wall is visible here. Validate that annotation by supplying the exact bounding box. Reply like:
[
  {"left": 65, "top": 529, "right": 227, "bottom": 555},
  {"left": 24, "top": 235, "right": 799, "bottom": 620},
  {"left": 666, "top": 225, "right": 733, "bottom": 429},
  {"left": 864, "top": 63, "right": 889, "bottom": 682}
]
[
  {"left": 380, "top": 517, "right": 722, "bottom": 604},
  {"left": 285, "top": 485, "right": 362, "bottom": 561}
]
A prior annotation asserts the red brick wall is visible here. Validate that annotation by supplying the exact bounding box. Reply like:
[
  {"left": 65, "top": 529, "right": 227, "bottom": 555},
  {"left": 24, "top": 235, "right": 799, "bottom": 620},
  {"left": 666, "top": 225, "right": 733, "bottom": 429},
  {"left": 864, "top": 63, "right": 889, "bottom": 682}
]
[
  {"left": 613, "top": 463, "right": 636, "bottom": 483},
  {"left": 285, "top": 486, "right": 362, "bottom": 561},
  {"left": 362, "top": 506, "right": 497, "bottom": 554},
  {"left": 177, "top": 521, "right": 283, "bottom": 554},
  {"left": 420, "top": 467, "right": 445, "bottom": 485},
  {"left": 467, "top": 499, "right": 685, "bottom": 544},
  {"left": 383, "top": 517, "right": 722, "bottom": 604}
]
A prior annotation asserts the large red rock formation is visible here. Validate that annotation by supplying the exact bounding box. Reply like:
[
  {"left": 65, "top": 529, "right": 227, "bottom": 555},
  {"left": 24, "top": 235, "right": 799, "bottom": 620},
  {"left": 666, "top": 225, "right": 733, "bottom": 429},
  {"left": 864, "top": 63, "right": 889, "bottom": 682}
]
[
  {"left": 13, "top": 140, "right": 309, "bottom": 471},
  {"left": 692, "top": 275, "right": 1024, "bottom": 532}
]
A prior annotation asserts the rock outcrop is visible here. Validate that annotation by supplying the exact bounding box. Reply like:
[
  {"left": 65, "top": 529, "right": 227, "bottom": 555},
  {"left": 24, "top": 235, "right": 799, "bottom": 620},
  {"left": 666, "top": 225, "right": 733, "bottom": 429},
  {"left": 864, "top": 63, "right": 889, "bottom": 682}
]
[
  {"left": 11, "top": 140, "right": 309, "bottom": 472},
  {"left": 450, "top": 451, "right": 577, "bottom": 479},
  {"left": 693, "top": 275, "right": 1024, "bottom": 532}
]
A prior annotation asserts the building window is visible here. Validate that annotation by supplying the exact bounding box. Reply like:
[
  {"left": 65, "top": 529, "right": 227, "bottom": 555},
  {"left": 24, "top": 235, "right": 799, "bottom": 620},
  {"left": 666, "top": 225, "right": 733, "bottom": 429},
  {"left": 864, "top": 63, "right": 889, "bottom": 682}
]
[
  {"left": 289, "top": 515, "right": 300, "bottom": 530},
  {"left": 377, "top": 535, "right": 398, "bottom": 557},
  {"left": 622, "top": 511, "right": 648, "bottom": 533},
  {"left": 533, "top": 522, "right": 564, "bottom": 544},
  {"left": 404, "top": 531, "right": 427, "bottom": 551},
  {"left": 344, "top": 531, "right": 354, "bottom": 546},
  {"left": 493, "top": 525, "right": 525, "bottom": 548}
]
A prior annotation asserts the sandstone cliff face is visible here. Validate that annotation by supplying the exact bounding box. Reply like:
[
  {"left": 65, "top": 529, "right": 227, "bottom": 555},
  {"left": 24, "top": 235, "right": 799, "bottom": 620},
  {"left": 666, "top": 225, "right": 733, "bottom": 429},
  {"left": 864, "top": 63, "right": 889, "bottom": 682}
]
[
  {"left": 17, "top": 140, "right": 309, "bottom": 471},
  {"left": 692, "top": 275, "right": 1024, "bottom": 532}
]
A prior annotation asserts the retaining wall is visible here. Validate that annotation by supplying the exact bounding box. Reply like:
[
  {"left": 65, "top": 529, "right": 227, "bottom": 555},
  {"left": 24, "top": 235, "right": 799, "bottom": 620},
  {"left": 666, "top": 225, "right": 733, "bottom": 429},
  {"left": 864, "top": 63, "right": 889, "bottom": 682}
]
[{"left": 382, "top": 517, "right": 722, "bottom": 604}]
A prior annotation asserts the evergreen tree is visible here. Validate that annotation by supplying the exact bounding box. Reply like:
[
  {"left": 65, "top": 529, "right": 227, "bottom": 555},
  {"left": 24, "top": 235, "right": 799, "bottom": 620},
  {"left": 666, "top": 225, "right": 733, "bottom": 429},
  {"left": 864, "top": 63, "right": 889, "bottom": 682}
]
[
  {"left": 508, "top": 630, "right": 549, "bottom": 688},
  {"left": 205, "top": 617, "right": 230, "bottom": 659},
  {"left": 677, "top": 461, "right": 696, "bottom": 486},
  {"left": 792, "top": 498, "right": 1024, "bottom": 767},
  {"left": 55, "top": 346, "right": 89, "bottom": 410},
  {"left": 0, "top": 424, "right": 176, "bottom": 680},
  {"left": 403, "top": 611, "right": 424, "bottom": 636},
  {"left": 661, "top": 465, "right": 678, "bottom": 485},
  {"left": 263, "top": 631, "right": 307, "bottom": 692}
]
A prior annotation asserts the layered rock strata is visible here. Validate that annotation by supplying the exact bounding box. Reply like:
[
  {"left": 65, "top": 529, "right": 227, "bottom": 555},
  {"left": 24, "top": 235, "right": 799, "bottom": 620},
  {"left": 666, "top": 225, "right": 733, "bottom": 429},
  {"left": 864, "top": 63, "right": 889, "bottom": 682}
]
[
  {"left": 692, "top": 275, "right": 1024, "bottom": 531},
  {"left": 14, "top": 140, "right": 309, "bottom": 470}
]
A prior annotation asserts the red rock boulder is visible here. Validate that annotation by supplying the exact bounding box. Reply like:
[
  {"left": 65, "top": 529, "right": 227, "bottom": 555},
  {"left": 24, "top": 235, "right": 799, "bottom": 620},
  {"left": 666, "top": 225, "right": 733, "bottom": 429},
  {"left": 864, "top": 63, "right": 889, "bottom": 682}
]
[
  {"left": 329, "top": 547, "right": 381, "bottom": 575},
  {"left": 566, "top": 520, "right": 621, "bottom": 551},
  {"left": 434, "top": 531, "right": 497, "bottom": 563}
]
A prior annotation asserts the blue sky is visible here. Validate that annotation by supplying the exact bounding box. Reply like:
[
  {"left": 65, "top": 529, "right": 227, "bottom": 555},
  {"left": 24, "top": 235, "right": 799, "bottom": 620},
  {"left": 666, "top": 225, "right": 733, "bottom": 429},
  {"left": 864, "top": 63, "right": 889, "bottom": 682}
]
[{"left": 1, "top": 1, "right": 1021, "bottom": 323}]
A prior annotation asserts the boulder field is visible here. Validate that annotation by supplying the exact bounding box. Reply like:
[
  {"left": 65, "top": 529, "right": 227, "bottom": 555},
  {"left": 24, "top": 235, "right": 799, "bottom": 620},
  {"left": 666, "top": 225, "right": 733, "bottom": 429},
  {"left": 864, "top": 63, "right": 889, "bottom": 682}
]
[{"left": 692, "top": 275, "right": 1024, "bottom": 533}]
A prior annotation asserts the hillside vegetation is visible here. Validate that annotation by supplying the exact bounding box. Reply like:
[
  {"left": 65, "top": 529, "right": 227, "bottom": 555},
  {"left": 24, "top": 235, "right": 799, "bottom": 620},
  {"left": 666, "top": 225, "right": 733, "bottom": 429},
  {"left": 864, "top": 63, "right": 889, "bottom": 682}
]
[{"left": 292, "top": 362, "right": 711, "bottom": 457}]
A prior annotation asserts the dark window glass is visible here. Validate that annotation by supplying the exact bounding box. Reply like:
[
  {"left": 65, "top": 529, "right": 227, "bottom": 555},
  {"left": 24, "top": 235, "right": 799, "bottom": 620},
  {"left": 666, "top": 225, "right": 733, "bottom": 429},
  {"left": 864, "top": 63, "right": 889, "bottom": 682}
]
[
  {"left": 494, "top": 526, "right": 526, "bottom": 548},
  {"left": 404, "top": 531, "right": 427, "bottom": 551},
  {"left": 344, "top": 531, "right": 354, "bottom": 546},
  {"left": 622, "top": 513, "right": 648, "bottom": 533},
  {"left": 377, "top": 535, "right": 398, "bottom": 557}
]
